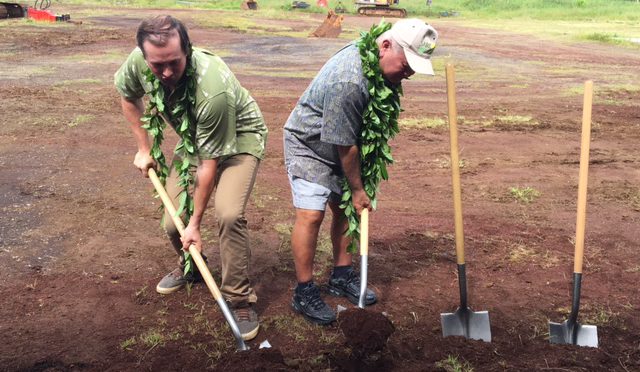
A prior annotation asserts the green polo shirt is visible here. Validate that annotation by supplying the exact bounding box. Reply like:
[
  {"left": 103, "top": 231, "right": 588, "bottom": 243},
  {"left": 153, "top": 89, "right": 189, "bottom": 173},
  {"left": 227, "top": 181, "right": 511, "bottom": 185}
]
[{"left": 114, "top": 47, "right": 267, "bottom": 161}]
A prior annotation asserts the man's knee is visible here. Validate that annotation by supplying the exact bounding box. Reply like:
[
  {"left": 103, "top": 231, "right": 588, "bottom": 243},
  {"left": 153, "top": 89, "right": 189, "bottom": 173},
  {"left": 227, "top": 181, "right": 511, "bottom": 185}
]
[
  {"left": 216, "top": 209, "right": 246, "bottom": 228},
  {"left": 296, "top": 209, "right": 324, "bottom": 228}
]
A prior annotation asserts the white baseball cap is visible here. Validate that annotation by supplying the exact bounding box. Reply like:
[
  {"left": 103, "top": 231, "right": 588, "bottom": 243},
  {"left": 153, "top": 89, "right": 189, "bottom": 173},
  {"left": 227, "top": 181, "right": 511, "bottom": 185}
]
[{"left": 389, "top": 19, "right": 438, "bottom": 75}]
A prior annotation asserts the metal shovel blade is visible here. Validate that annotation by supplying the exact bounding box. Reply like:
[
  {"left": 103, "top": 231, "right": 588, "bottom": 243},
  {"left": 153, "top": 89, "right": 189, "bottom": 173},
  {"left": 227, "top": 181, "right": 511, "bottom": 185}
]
[
  {"left": 549, "top": 320, "right": 598, "bottom": 348},
  {"left": 441, "top": 306, "right": 491, "bottom": 342}
]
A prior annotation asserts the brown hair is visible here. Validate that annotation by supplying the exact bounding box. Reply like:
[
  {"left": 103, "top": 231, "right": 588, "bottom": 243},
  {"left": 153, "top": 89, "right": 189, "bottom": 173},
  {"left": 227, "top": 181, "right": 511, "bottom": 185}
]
[{"left": 136, "top": 15, "right": 192, "bottom": 57}]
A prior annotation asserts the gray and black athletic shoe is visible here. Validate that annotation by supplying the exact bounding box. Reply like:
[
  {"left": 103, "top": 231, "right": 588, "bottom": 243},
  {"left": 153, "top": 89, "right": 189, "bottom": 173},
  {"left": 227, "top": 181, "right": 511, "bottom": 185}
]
[
  {"left": 156, "top": 266, "right": 203, "bottom": 295},
  {"left": 327, "top": 268, "right": 377, "bottom": 306},
  {"left": 291, "top": 283, "right": 336, "bottom": 325},
  {"left": 232, "top": 303, "right": 260, "bottom": 341}
]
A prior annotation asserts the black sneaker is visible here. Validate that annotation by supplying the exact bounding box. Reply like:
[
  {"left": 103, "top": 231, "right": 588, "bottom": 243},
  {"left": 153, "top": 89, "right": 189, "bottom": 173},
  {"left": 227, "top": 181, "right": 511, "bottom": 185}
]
[
  {"left": 327, "top": 268, "right": 377, "bottom": 306},
  {"left": 291, "top": 283, "right": 336, "bottom": 325}
]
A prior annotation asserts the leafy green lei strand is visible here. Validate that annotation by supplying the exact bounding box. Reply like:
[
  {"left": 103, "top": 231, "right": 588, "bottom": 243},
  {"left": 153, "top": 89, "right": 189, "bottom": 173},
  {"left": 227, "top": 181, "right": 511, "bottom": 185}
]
[
  {"left": 340, "top": 21, "right": 402, "bottom": 253},
  {"left": 140, "top": 56, "right": 198, "bottom": 274}
]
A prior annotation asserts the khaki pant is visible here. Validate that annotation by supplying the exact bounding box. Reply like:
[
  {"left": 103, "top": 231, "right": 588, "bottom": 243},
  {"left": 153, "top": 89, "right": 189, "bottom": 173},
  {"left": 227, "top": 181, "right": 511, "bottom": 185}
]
[{"left": 164, "top": 154, "right": 259, "bottom": 306}]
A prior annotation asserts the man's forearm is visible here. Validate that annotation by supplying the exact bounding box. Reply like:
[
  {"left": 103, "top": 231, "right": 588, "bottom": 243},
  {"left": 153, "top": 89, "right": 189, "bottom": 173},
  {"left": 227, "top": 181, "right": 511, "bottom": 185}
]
[
  {"left": 337, "top": 145, "right": 364, "bottom": 192},
  {"left": 121, "top": 97, "right": 150, "bottom": 152},
  {"left": 190, "top": 159, "right": 218, "bottom": 227}
]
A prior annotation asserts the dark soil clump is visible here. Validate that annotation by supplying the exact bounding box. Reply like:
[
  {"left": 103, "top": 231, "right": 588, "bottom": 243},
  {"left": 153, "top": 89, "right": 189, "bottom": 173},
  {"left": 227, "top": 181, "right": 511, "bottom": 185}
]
[
  {"left": 216, "top": 348, "right": 291, "bottom": 371},
  {"left": 339, "top": 308, "right": 395, "bottom": 356}
]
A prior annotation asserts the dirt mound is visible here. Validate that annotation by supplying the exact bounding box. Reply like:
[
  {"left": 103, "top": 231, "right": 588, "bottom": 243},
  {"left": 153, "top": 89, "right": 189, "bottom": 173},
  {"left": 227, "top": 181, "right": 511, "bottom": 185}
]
[
  {"left": 332, "top": 308, "right": 395, "bottom": 371},
  {"left": 339, "top": 308, "right": 395, "bottom": 356},
  {"left": 216, "top": 348, "right": 291, "bottom": 371}
]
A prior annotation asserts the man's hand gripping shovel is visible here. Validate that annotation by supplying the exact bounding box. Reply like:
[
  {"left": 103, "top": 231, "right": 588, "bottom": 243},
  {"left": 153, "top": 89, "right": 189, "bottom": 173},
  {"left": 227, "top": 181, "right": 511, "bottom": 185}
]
[{"left": 148, "top": 168, "right": 249, "bottom": 352}]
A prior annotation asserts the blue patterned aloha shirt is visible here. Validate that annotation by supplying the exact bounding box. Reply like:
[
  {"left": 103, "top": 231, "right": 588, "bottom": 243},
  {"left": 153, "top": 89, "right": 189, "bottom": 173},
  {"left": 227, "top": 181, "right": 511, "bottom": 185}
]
[{"left": 283, "top": 43, "right": 369, "bottom": 195}]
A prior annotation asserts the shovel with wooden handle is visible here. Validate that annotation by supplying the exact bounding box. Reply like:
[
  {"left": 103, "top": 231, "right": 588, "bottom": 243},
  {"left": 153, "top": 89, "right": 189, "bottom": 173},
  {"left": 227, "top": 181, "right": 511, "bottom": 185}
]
[
  {"left": 148, "top": 168, "right": 249, "bottom": 352},
  {"left": 440, "top": 64, "right": 491, "bottom": 342},
  {"left": 548, "top": 80, "right": 598, "bottom": 348},
  {"left": 358, "top": 208, "right": 369, "bottom": 309}
]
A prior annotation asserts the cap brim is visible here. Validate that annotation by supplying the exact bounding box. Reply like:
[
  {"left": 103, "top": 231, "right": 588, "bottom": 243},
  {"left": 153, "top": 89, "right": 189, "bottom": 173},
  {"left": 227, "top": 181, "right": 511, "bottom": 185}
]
[{"left": 405, "top": 49, "right": 434, "bottom": 75}]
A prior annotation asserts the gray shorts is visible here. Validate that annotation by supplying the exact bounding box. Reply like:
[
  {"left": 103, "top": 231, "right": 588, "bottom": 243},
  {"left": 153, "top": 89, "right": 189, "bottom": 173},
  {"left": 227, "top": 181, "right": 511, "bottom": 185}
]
[{"left": 287, "top": 174, "right": 341, "bottom": 211}]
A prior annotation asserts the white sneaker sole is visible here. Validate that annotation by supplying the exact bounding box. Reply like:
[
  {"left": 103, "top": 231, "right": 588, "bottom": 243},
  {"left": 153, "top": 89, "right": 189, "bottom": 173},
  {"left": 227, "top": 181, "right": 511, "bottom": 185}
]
[
  {"left": 155, "top": 283, "right": 184, "bottom": 295},
  {"left": 241, "top": 324, "right": 260, "bottom": 341}
]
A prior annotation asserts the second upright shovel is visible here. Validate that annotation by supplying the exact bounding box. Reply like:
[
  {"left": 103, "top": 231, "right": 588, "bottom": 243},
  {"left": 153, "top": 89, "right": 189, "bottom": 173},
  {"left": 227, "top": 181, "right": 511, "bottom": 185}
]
[
  {"left": 440, "top": 64, "right": 491, "bottom": 342},
  {"left": 548, "top": 80, "right": 598, "bottom": 348}
]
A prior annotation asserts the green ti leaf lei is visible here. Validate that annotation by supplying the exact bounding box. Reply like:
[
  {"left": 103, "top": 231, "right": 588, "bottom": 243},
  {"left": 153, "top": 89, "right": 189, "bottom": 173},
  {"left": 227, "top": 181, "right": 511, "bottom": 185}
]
[
  {"left": 140, "top": 57, "right": 198, "bottom": 275},
  {"left": 340, "top": 21, "right": 402, "bottom": 253}
]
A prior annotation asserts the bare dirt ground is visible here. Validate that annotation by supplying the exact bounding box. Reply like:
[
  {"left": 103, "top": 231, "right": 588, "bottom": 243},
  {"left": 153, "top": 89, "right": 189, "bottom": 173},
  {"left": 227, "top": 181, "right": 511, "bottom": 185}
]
[{"left": 1, "top": 6, "right": 639, "bottom": 371}]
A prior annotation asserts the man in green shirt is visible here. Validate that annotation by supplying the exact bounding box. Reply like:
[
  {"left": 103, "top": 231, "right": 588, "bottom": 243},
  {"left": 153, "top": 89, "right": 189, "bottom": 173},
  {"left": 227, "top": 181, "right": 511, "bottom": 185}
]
[{"left": 114, "top": 15, "right": 267, "bottom": 341}]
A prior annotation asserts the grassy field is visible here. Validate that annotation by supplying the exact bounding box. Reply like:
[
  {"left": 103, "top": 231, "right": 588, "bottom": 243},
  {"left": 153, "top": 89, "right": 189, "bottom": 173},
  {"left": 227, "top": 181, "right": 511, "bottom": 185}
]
[
  {"left": 57, "top": 0, "right": 640, "bottom": 20},
  {"left": 51, "top": 0, "right": 640, "bottom": 46}
]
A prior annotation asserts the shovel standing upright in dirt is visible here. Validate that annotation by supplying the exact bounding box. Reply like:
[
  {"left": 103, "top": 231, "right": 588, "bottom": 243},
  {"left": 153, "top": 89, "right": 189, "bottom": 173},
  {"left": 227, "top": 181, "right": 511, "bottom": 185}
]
[
  {"left": 440, "top": 64, "right": 491, "bottom": 342},
  {"left": 148, "top": 168, "right": 249, "bottom": 352},
  {"left": 548, "top": 81, "right": 598, "bottom": 348},
  {"left": 358, "top": 208, "right": 369, "bottom": 309}
]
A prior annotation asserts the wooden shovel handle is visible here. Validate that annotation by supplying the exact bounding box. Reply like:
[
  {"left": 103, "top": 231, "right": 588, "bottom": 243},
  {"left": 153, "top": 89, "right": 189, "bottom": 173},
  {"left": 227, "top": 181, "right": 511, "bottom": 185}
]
[
  {"left": 148, "top": 168, "right": 224, "bottom": 301},
  {"left": 360, "top": 208, "right": 369, "bottom": 256},
  {"left": 574, "top": 81, "right": 593, "bottom": 274},
  {"left": 446, "top": 64, "right": 465, "bottom": 265}
]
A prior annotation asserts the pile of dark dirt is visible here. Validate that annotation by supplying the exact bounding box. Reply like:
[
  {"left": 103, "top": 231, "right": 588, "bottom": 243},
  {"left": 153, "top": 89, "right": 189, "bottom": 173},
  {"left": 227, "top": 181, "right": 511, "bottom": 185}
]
[
  {"left": 216, "top": 348, "right": 291, "bottom": 371},
  {"left": 339, "top": 308, "right": 395, "bottom": 356},
  {"left": 332, "top": 308, "right": 396, "bottom": 370}
]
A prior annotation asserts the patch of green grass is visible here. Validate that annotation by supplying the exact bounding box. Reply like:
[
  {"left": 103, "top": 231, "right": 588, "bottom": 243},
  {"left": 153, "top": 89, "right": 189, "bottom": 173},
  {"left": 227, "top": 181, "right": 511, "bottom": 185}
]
[
  {"left": 62, "top": 50, "right": 129, "bottom": 62},
  {"left": 436, "top": 155, "right": 466, "bottom": 169},
  {"left": 314, "top": 230, "right": 333, "bottom": 279},
  {"left": 490, "top": 115, "right": 538, "bottom": 127},
  {"left": 120, "top": 336, "right": 137, "bottom": 350},
  {"left": 68, "top": 114, "right": 94, "bottom": 128},
  {"left": 399, "top": 116, "right": 447, "bottom": 129},
  {"left": 582, "top": 305, "right": 621, "bottom": 327},
  {"left": 133, "top": 285, "right": 148, "bottom": 304},
  {"left": 625, "top": 265, "right": 640, "bottom": 273},
  {"left": 539, "top": 250, "right": 560, "bottom": 269},
  {"left": 54, "top": 78, "right": 103, "bottom": 86},
  {"left": 506, "top": 244, "right": 559, "bottom": 268},
  {"left": 509, "top": 186, "right": 541, "bottom": 204},
  {"left": 139, "top": 329, "right": 165, "bottom": 348},
  {"left": 183, "top": 301, "right": 200, "bottom": 312},
  {"left": 266, "top": 314, "right": 318, "bottom": 343},
  {"left": 582, "top": 32, "right": 618, "bottom": 43},
  {"left": 4, "top": 65, "right": 56, "bottom": 79},
  {"left": 273, "top": 222, "right": 294, "bottom": 271},
  {"left": 274, "top": 222, "right": 293, "bottom": 250},
  {"left": 435, "top": 354, "right": 474, "bottom": 372},
  {"left": 578, "top": 32, "right": 639, "bottom": 47},
  {"left": 566, "top": 82, "right": 640, "bottom": 103},
  {"left": 507, "top": 244, "right": 537, "bottom": 264}
]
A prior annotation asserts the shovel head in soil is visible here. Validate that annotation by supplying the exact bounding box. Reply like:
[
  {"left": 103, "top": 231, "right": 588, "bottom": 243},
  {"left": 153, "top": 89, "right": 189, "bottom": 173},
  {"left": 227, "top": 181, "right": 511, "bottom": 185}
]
[
  {"left": 549, "top": 321, "right": 598, "bottom": 348},
  {"left": 440, "top": 264, "right": 491, "bottom": 342},
  {"left": 441, "top": 307, "right": 491, "bottom": 342},
  {"left": 549, "top": 273, "right": 598, "bottom": 348}
]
